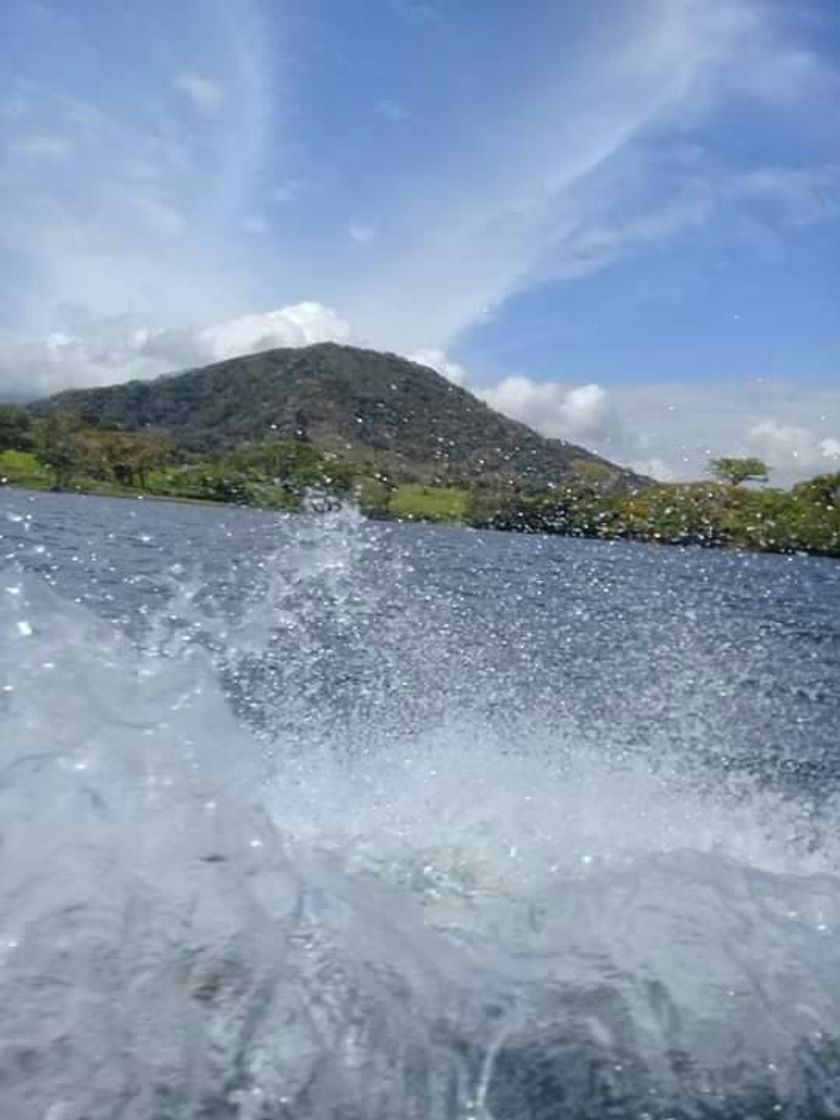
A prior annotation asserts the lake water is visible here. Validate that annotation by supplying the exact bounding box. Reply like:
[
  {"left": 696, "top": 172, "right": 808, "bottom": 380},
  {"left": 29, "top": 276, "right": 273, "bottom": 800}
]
[{"left": 2, "top": 488, "right": 840, "bottom": 1119}]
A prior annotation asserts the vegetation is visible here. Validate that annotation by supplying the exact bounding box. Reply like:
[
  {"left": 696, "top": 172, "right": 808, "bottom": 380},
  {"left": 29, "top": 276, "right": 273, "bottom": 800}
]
[
  {"left": 388, "top": 485, "right": 469, "bottom": 522},
  {"left": 466, "top": 465, "right": 840, "bottom": 557},
  {"left": 5, "top": 341, "right": 839, "bottom": 559},
  {"left": 0, "top": 414, "right": 357, "bottom": 511},
  {"left": 0, "top": 405, "right": 33, "bottom": 451},
  {"left": 32, "top": 342, "right": 642, "bottom": 491},
  {"left": 708, "top": 456, "right": 770, "bottom": 486},
  {"left": 33, "top": 412, "right": 82, "bottom": 489},
  {"left": 0, "top": 449, "right": 50, "bottom": 489},
  {"left": 4, "top": 415, "right": 838, "bottom": 557}
]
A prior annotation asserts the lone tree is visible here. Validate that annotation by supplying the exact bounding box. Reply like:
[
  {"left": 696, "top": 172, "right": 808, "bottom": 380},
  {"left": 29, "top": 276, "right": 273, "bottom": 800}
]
[
  {"left": 708, "top": 456, "right": 769, "bottom": 486},
  {"left": 33, "top": 411, "right": 82, "bottom": 490},
  {"left": 0, "top": 405, "right": 33, "bottom": 451}
]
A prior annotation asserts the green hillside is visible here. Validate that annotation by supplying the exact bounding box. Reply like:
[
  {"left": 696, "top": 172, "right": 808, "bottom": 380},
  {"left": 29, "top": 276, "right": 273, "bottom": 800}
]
[{"left": 32, "top": 342, "right": 644, "bottom": 491}]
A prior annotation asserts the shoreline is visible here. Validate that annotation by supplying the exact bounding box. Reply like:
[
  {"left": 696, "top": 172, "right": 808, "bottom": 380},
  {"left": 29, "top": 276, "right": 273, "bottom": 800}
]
[{"left": 3, "top": 479, "right": 838, "bottom": 561}]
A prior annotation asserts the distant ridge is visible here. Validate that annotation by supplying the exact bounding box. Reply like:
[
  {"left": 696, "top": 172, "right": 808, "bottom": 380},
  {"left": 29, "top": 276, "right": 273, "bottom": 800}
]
[{"left": 33, "top": 342, "right": 647, "bottom": 490}]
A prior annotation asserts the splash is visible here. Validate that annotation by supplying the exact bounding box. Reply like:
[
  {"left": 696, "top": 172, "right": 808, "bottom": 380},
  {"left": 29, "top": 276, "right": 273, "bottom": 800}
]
[{"left": 2, "top": 504, "right": 840, "bottom": 1119}]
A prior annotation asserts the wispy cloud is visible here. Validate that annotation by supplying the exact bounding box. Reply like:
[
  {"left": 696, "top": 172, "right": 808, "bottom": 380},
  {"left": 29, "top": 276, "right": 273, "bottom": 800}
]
[
  {"left": 728, "top": 164, "right": 840, "bottom": 226},
  {"left": 334, "top": 0, "right": 839, "bottom": 350},
  {"left": 391, "top": 0, "right": 444, "bottom": 25},
  {"left": 0, "top": 1, "right": 274, "bottom": 331},
  {"left": 0, "top": 0, "right": 837, "bottom": 472},
  {"left": 273, "top": 180, "right": 303, "bottom": 204},
  {"left": 129, "top": 195, "right": 186, "bottom": 237},
  {"left": 173, "top": 72, "right": 224, "bottom": 116},
  {"left": 348, "top": 223, "right": 376, "bottom": 245},
  {"left": 376, "top": 99, "right": 411, "bottom": 123}
]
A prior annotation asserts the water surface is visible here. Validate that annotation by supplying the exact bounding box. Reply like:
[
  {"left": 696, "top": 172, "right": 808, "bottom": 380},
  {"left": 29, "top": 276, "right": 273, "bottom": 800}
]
[{"left": 2, "top": 489, "right": 840, "bottom": 1118}]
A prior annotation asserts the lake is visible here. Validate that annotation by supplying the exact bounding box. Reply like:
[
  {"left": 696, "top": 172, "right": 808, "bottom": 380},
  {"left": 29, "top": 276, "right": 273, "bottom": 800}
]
[{"left": 3, "top": 488, "right": 840, "bottom": 1118}]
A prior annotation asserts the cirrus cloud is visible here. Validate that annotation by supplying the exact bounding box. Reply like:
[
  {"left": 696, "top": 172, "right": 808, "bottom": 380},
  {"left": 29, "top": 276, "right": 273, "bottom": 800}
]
[{"left": 173, "top": 72, "right": 224, "bottom": 116}]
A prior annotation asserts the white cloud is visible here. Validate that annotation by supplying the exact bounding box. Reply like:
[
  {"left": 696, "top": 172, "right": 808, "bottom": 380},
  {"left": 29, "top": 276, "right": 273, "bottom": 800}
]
[
  {"left": 407, "top": 349, "right": 467, "bottom": 385},
  {"left": 476, "top": 374, "right": 840, "bottom": 485},
  {"left": 628, "top": 457, "right": 678, "bottom": 482},
  {"left": 201, "top": 302, "right": 351, "bottom": 359},
  {"left": 173, "top": 72, "right": 224, "bottom": 116},
  {"left": 479, "top": 378, "right": 612, "bottom": 442},
  {"left": 349, "top": 223, "right": 377, "bottom": 244},
  {"left": 2, "top": 298, "right": 837, "bottom": 491},
  {"left": 0, "top": 303, "right": 352, "bottom": 398},
  {"left": 3, "top": 0, "right": 837, "bottom": 373},
  {"left": 747, "top": 419, "right": 840, "bottom": 473}
]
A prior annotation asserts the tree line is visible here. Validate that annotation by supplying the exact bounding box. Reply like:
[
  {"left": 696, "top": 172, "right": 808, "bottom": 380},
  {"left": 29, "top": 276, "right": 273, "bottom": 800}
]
[
  {"left": 0, "top": 406, "right": 170, "bottom": 490},
  {"left": 2, "top": 402, "right": 839, "bottom": 556}
]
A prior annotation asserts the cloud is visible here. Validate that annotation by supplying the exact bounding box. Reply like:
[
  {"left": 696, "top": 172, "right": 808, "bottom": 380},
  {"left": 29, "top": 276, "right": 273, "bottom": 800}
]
[
  {"left": 200, "top": 302, "right": 351, "bottom": 358},
  {"left": 391, "top": 0, "right": 444, "bottom": 24},
  {"left": 1, "top": 0, "right": 837, "bottom": 470},
  {"left": 2, "top": 299, "right": 837, "bottom": 490},
  {"left": 407, "top": 349, "right": 467, "bottom": 385},
  {"left": 476, "top": 373, "right": 840, "bottom": 485},
  {"left": 0, "top": 302, "right": 352, "bottom": 399},
  {"left": 348, "top": 223, "right": 377, "bottom": 244},
  {"left": 747, "top": 419, "right": 840, "bottom": 474},
  {"left": 376, "top": 99, "right": 411, "bottom": 122},
  {"left": 408, "top": 352, "right": 827, "bottom": 482},
  {"left": 479, "top": 378, "right": 612, "bottom": 442},
  {"left": 129, "top": 195, "right": 186, "bottom": 236},
  {"left": 0, "top": 5, "right": 273, "bottom": 330},
  {"left": 273, "top": 180, "right": 303, "bottom": 204},
  {"left": 173, "top": 72, "right": 224, "bottom": 116},
  {"left": 337, "top": 1, "right": 840, "bottom": 350},
  {"left": 728, "top": 164, "right": 840, "bottom": 226}
]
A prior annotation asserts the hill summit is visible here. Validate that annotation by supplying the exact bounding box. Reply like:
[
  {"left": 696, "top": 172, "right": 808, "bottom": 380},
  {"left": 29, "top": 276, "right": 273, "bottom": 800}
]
[{"left": 35, "top": 342, "right": 643, "bottom": 490}]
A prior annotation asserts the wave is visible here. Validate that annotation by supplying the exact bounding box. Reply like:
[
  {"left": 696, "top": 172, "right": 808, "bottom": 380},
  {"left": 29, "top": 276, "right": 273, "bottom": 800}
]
[{"left": 2, "top": 507, "right": 840, "bottom": 1118}]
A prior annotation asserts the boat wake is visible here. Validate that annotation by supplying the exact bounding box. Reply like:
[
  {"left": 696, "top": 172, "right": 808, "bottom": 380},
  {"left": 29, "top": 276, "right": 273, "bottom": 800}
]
[{"left": 2, "top": 509, "right": 840, "bottom": 1118}]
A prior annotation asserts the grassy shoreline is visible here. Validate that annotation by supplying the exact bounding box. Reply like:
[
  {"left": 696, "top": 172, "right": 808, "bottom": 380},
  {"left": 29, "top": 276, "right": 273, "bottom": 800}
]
[
  {"left": 4, "top": 440, "right": 840, "bottom": 559},
  {"left": 3, "top": 470, "right": 839, "bottom": 560}
]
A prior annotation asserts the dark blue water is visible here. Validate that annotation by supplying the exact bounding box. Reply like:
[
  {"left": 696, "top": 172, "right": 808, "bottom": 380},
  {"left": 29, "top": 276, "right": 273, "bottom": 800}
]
[{"left": 2, "top": 488, "right": 840, "bottom": 1118}]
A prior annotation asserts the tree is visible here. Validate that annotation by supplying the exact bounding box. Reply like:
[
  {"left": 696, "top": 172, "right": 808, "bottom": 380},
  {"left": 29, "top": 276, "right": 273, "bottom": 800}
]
[
  {"left": 104, "top": 430, "right": 170, "bottom": 489},
  {"left": 0, "top": 405, "right": 33, "bottom": 451},
  {"left": 792, "top": 471, "right": 840, "bottom": 509},
  {"left": 569, "top": 458, "right": 619, "bottom": 495},
  {"left": 33, "top": 412, "right": 82, "bottom": 489},
  {"left": 708, "top": 456, "right": 769, "bottom": 486}
]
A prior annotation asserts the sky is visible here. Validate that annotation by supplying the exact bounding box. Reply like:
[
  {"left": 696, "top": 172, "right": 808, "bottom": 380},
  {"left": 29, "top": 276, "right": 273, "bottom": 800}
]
[{"left": 0, "top": 0, "right": 838, "bottom": 482}]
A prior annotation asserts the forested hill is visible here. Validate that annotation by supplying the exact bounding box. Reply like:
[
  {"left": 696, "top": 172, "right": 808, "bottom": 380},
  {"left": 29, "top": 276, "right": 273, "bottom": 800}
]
[{"left": 33, "top": 342, "right": 644, "bottom": 490}]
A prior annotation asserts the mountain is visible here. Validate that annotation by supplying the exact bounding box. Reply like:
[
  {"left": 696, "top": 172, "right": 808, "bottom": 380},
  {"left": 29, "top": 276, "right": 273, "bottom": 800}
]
[{"left": 32, "top": 342, "right": 645, "bottom": 490}]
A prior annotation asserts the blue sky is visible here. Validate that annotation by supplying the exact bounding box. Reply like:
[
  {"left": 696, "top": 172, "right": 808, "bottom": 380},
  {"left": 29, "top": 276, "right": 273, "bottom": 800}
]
[{"left": 0, "top": 0, "right": 838, "bottom": 480}]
